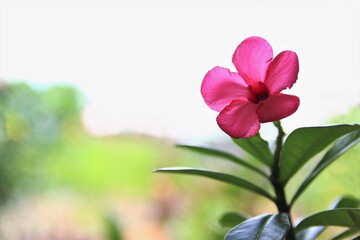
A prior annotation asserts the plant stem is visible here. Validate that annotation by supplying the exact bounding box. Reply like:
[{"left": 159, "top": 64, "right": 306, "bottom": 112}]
[{"left": 271, "top": 121, "right": 296, "bottom": 240}]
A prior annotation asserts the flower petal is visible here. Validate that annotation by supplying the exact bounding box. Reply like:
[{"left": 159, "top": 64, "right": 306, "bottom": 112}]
[
  {"left": 201, "top": 66, "right": 249, "bottom": 111},
  {"left": 257, "top": 94, "right": 300, "bottom": 122},
  {"left": 216, "top": 100, "right": 260, "bottom": 138},
  {"left": 265, "top": 51, "right": 299, "bottom": 94},
  {"left": 232, "top": 36, "right": 273, "bottom": 85}
]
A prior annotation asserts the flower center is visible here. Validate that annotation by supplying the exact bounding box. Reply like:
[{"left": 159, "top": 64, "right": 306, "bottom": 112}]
[{"left": 247, "top": 82, "right": 269, "bottom": 103}]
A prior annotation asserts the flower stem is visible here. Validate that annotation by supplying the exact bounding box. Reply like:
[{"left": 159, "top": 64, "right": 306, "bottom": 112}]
[{"left": 271, "top": 121, "right": 296, "bottom": 240}]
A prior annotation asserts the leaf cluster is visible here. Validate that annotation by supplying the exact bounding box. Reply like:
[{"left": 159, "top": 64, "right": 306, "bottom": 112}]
[{"left": 155, "top": 124, "right": 360, "bottom": 239}]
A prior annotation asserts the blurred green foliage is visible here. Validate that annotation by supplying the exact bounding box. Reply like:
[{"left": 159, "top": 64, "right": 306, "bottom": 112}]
[
  {"left": 103, "top": 214, "right": 123, "bottom": 240},
  {"left": 0, "top": 81, "right": 357, "bottom": 240},
  {"left": 0, "top": 82, "right": 234, "bottom": 239},
  {"left": 0, "top": 83, "right": 84, "bottom": 203}
]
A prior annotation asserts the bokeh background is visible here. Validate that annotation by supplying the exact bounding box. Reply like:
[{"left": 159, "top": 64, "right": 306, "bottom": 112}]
[{"left": 0, "top": 0, "right": 359, "bottom": 239}]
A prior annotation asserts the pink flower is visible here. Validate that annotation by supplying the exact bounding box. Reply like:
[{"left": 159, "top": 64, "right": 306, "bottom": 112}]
[{"left": 201, "top": 36, "right": 300, "bottom": 138}]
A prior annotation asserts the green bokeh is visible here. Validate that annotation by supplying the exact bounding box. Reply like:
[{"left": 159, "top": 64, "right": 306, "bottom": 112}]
[{"left": 0, "top": 82, "right": 358, "bottom": 239}]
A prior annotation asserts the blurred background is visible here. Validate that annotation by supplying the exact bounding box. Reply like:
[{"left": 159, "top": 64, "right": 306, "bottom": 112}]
[{"left": 0, "top": 0, "right": 359, "bottom": 239}]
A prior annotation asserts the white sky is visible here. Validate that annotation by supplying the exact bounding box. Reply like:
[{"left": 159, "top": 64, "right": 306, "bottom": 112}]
[{"left": 1, "top": 0, "right": 359, "bottom": 140}]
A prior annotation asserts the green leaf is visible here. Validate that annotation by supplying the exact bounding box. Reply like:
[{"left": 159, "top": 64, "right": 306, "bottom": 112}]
[
  {"left": 224, "top": 213, "right": 291, "bottom": 240},
  {"left": 176, "top": 144, "right": 267, "bottom": 177},
  {"left": 104, "top": 214, "right": 123, "bottom": 240},
  {"left": 219, "top": 212, "right": 249, "bottom": 228},
  {"left": 154, "top": 167, "right": 274, "bottom": 201},
  {"left": 295, "top": 196, "right": 360, "bottom": 240},
  {"left": 295, "top": 208, "right": 360, "bottom": 233},
  {"left": 291, "top": 129, "right": 360, "bottom": 205},
  {"left": 232, "top": 133, "right": 273, "bottom": 167},
  {"left": 280, "top": 124, "right": 360, "bottom": 185},
  {"left": 295, "top": 227, "right": 324, "bottom": 240},
  {"left": 331, "top": 229, "right": 360, "bottom": 240},
  {"left": 332, "top": 196, "right": 360, "bottom": 209}
]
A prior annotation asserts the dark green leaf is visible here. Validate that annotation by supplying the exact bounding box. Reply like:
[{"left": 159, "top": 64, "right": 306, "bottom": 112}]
[
  {"left": 295, "top": 208, "right": 360, "bottom": 233},
  {"left": 219, "top": 212, "right": 249, "bottom": 228},
  {"left": 332, "top": 196, "right": 360, "bottom": 209},
  {"left": 280, "top": 124, "right": 360, "bottom": 185},
  {"left": 331, "top": 229, "right": 360, "bottom": 240},
  {"left": 296, "top": 196, "right": 360, "bottom": 240},
  {"left": 176, "top": 144, "right": 267, "bottom": 177},
  {"left": 104, "top": 214, "right": 123, "bottom": 240},
  {"left": 232, "top": 134, "right": 273, "bottom": 167},
  {"left": 291, "top": 129, "right": 360, "bottom": 205},
  {"left": 225, "top": 213, "right": 290, "bottom": 240},
  {"left": 154, "top": 167, "right": 274, "bottom": 201}
]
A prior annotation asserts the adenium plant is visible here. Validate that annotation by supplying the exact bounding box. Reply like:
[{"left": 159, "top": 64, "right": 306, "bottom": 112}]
[
  {"left": 201, "top": 36, "right": 299, "bottom": 138},
  {"left": 155, "top": 37, "right": 360, "bottom": 240}
]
